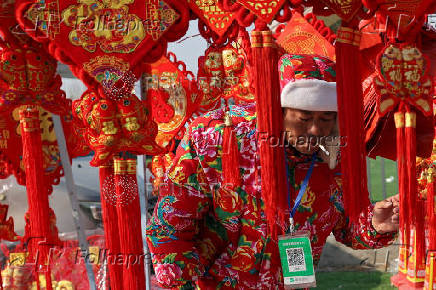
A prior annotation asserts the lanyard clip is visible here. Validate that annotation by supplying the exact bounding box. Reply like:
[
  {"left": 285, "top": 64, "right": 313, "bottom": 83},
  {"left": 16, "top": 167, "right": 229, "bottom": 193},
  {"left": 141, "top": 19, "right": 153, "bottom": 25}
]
[{"left": 289, "top": 217, "right": 295, "bottom": 233}]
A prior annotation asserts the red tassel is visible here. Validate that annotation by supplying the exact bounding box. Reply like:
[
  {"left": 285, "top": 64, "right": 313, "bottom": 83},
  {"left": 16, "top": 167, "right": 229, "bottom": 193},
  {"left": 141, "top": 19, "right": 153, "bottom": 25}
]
[
  {"left": 222, "top": 111, "right": 241, "bottom": 189},
  {"left": 405, "top": 111, "right": 417, "bottom": 226},
  {"left": 335, "top": 26, "right": 370, "bottom": 222},
  {"left": 415, "top": 198, "right": 426, "bottom": 267},
  {"left": 114, "top": 157, "right": 145, "bottom": 290},
  {"left": 251, "top": 27, "right": 288, "bottom": 238},
  {"left": 395, "top": 111, "right": 410, "bottom": 241},
  {"left": 19, "top": 106, "right": 54, "bottom": 290},
  {"left": 427, "top": 168, "right": 436, "bottom": 251},
  {"left": 99, "top": 162, "right": 123, "bottom": 290}
]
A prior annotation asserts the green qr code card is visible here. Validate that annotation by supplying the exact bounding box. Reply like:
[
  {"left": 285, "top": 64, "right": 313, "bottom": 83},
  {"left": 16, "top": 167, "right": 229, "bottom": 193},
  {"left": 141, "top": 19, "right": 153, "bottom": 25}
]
[{"left": 278, "top": 233, "right": 316, "bottom": 289}]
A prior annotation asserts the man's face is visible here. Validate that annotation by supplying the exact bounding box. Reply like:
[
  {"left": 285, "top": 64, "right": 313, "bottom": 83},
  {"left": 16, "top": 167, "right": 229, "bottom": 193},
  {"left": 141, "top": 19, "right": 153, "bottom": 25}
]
[{"left": 283, "top": 108, "right": 337, "bottom": 155}]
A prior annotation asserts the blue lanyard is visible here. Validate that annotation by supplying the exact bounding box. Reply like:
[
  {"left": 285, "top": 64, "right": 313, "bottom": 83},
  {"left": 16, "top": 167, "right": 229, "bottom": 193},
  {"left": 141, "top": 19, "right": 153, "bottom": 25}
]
[{"left": 285, "top": 152, "right": 317, "bottom": 220}]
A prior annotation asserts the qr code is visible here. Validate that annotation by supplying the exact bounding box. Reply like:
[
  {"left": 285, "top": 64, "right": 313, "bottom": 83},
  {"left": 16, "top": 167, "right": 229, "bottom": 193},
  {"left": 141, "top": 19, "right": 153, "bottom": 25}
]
[{"left": 286, "top": 248, "right": 306, "bottom": 272}]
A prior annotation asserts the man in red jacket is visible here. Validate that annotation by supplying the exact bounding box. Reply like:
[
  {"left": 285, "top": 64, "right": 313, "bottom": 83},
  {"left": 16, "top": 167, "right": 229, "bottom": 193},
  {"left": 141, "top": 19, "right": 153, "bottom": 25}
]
[{"left": 146, "top": 54, "right": 399, "bottom": 289}]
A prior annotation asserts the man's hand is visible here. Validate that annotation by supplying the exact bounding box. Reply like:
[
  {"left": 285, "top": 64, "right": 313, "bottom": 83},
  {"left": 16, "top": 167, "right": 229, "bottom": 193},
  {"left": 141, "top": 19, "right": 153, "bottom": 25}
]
[{"left": 372, "top": 194, "right": 400, "bottom": 234}]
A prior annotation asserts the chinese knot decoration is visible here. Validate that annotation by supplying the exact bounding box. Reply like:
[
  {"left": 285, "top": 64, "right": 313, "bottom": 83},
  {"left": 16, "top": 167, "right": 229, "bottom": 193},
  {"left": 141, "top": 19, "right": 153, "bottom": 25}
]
[
  {"left": 375, "top": 44, "right": 433, "bottom": 117},
  {"left": 73, "top": 90, "right": 163, "bottom": 166}
]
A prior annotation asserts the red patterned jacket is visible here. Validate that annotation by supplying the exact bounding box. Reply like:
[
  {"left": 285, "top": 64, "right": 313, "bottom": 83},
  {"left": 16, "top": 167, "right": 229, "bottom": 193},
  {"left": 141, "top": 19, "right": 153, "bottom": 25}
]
[{"left": 146, "top": 104, "right": 397, "bottom": 289}]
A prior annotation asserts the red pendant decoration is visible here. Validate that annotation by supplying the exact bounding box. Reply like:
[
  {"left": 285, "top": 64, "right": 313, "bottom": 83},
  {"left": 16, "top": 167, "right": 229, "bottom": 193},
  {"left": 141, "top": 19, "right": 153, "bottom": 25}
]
[
  {"left": 142, "top": 52, "right": 201, "bottom": 148},
  {"left": 187, "top": 0, "right": 236, "bottom": 37},
  {"left": 72, "top": 90, "right": 163, "bottom": 166},
  {"left": 363, "top": 0, "right": 436, "bottom": 41},
  {"left": 197, "top": 34, "right": 255, "bottom": 108},
  {"left": 275, "top": 11, "right": 336, "bottom": 61},
  {"left": 16, "top": 0, "right": 190, "bottom": 165},
  {"left": 149, "top": 152, "right": 175, "bottom": 196},
  {"left": 19, "top": 106, "right": 60, "bottom": 290},
  {"left": 236, "top": 0, "right": 287, "bottom": 23},
  {"left": 315, "top": 0, "right": 362, "bottom": 23},
  {"left": 0, "top": 4, "right": 87, "bottom": 184},
  {"left": 0, "top": 204, "right": 17, "bottom": 241},
  {"left": 375, "top": 44, "right": 432, "bottom": 118},
  {"left": 16, "top": 0, "right": 188, "bottom": 91}
]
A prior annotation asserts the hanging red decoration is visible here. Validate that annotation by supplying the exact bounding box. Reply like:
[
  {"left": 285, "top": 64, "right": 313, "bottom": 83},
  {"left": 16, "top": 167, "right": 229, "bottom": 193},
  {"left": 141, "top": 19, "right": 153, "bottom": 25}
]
[
  {"left": 0, "top": 106, "right": 79, "bottom": 189},
  {"left": 187, "top": 0, "right": 237, "bottom": 37},
  {"left": 142, "top": 52, "right": 201, "bottom": 148},
  {"left": 19, "top": 106, "right": 60, "bottom": 290},
  {"left": 16, "top": 0, "right": 190, "bottom": 165},
  {"left": 375, "top": 44, "right": 433, "bottom": 118},
  {"left": 0, "top": 204, "right": 17, "bottom": 242},
  {"left": 0, "top": 4, "right": 69, "bottom": 116},
  {"left": 16, "top": 0, "right": 189, "bottom": 92},
  {"left": 72, "top": 90, "right": 163, "bottom": 166},
  {"left": 335, "top": 25, "right": 371, "bottom": 222},
  {"left": 217, "top": 0, "right": 294, "bottom": 27},
  {"left": 235, "top": 0, "right": 287, "bottom": 23},
  {"left": 315, "top": 0, "right": 362, "bottom": 23},
  {"left": 362, "top": 0, "right": 436, "bottom": 41},
  {"left": 149, "top": 152, "right": 175, "bottom": 196},
  {"left": 0, "top": 4, "right": 88, "bottom": 184},
  {"left": 197, "top": 37, "right": 255, "bottom": 108},
  {"left": 275, "top": 11, "right": 336, "bottom": 61},
  {"left": 251, "top": 28, "right": 288, "bottom": 238},
  {"left": 99, "top": 162, "right": 123, "bottom": 290},
  {"left": 113, "top": 157, "right": 145, "bottom": 290}
]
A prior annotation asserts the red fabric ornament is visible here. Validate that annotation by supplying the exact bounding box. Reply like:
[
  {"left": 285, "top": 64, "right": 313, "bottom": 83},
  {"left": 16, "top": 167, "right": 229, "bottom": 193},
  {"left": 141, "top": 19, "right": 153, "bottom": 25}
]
[
  {"left": 16, "top": 0, "right": 190, "bottom": 92},
  {"left": 275, "top": 11, "right": 336, "bottom": 61},
  {"left": 362, "top": 0, "right": 436, "bottom": 42},
  {"left": 217, "top": 0, "right": 295, "bottom": 28},
  {"left": 197, "top": 48, "right": 226, "bottom": 111},
  {"left": 16, "top": 0, "right": 189, "bottom": 165},
  {"left": 0, "top": 204, "right": 17, "bottom": 242},
  {"left": 150, "top": 152, "right": 175, "bottom": 196},
  {"left": 375, "top": 44, "right": 433, "bottom": 118},
  {"left": 0, "top": 10, "right": 69, "bottom": 116},
  {"left": 235, "top": 0, "right": 287, "bottom": 23},
  {"left": 315, "top": 0, "right": 362, "bottom": 23},
  {"left": 187, "top": 0, "right": 237, "bottom": 37},
  {"left": 250, "top": 29, "right": 288, "bottom": 238},
  {"left": 364, "top": 74, "right": 433, "bottom": 161},
  {"left": 72, "top": 90, "right": 164, "bottom": 167},
  {"left": 221, "top": 38, "right": 255, "bottom": 103},
  {"left": 372, "top": 44, "right": 433, "bottom": 249},
  {"left": 197, "top": 42, "right": 255, "bottom": 108},
  {"left": 143, "top": 52, "right": 202, "bottom": 148}
]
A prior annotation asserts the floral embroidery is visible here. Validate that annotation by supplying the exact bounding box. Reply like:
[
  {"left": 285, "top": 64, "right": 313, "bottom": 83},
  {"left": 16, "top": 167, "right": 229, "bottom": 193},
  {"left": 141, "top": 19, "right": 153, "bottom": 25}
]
[{"left": 146, "top": 104, "right": 396, "bottom": 289}]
